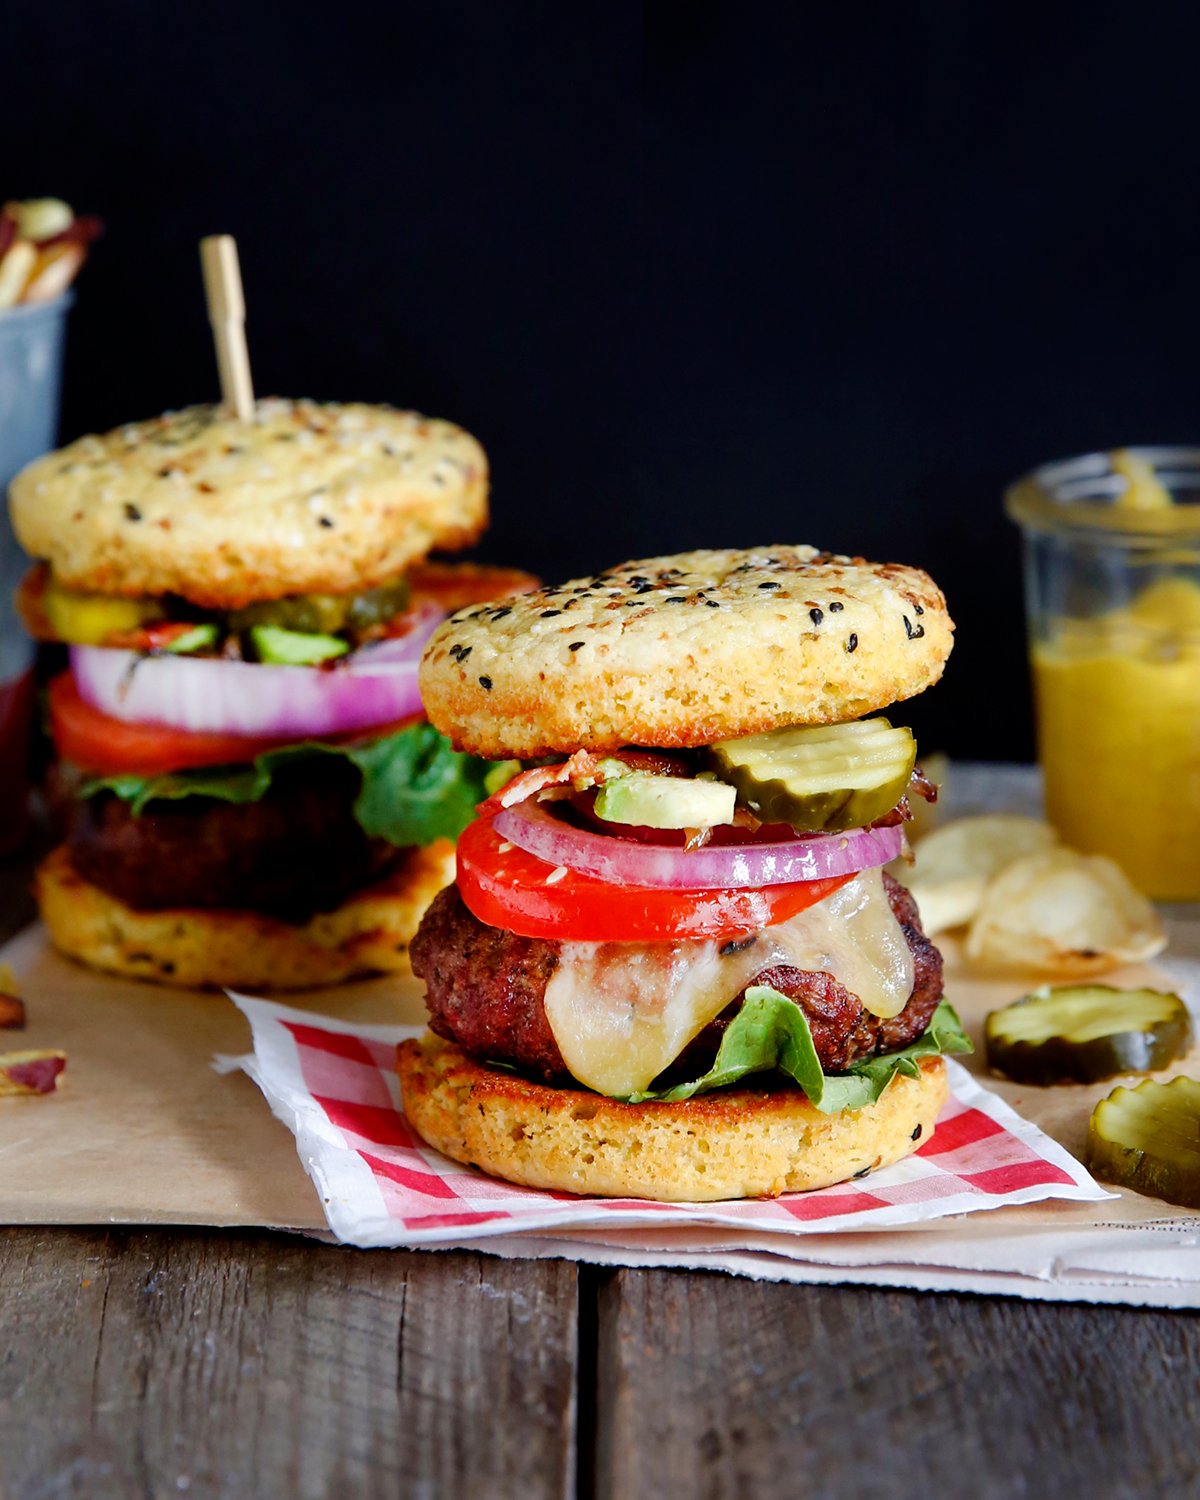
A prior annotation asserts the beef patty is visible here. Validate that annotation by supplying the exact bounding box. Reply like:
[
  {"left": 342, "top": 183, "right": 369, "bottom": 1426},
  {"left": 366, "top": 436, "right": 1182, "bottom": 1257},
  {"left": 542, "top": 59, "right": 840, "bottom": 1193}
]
[
  {"left": 410, "top": 873, "right": 943, "bottom": 1087},
  {"left": 65, "top": 758, "right": 401, "bottom": 921}
]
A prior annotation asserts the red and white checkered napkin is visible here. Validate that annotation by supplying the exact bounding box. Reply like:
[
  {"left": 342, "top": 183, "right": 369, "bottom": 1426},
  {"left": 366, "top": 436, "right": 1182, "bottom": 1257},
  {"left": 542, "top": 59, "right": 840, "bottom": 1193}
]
[{"left": 219, "top": 994, "right": 1110, "bottom": 1251}]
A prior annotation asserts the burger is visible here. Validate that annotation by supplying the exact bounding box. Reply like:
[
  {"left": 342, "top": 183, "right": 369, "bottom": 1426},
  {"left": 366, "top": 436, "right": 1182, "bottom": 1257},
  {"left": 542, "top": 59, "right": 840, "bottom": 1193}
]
[
  {"left": 399, "top": 545, "right": 970, "bottom": 1201},
  {"left": 9, "top": 398, "right": 530, "bottom": 990}
]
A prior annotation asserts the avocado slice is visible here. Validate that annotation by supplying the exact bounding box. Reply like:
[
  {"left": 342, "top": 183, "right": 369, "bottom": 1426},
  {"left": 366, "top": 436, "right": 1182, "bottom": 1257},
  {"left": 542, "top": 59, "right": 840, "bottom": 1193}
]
[
  {"left": 594, "top": 771, "right": 736, "bottom": 830},
  {"left": 249, "top": 624, "right": 349, "bottom": 665}
]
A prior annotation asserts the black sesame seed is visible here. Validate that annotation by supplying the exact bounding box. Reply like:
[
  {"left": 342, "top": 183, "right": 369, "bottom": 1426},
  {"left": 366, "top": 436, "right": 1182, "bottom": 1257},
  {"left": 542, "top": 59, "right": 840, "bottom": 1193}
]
[
  {"left": 457, "top": 645, "right": 473, "bottom": 661},
  {"left": 903, "top": 615, "right": 925, "bottom": 641},
  {"left": 828, "top": 600, "right": 844, "bottom": 613},
  {"left": 666, "top": 596, "right": 687, "bottom": 603},
  {"left": 491, "top": 606, "right": 512, "bottom": 620},
  {"left": 853, "top": 1166, "right": 872, "bottom": 1180},
  {"left": 704, "top": 599, "right": 721, "bottom": 608},
  {"left": 123, "top": 503, "right": 142, "bottom": 522},
  {"left": 914, "top": 603, "right": 924, "bottom": 615},
  {"left": 758, "top": 581, "right": 781, "bottom": 590},
  {"left": 318, "top": 516, "right": 334, "bottom": 528},
  {"left": 809, "top": 607, "right": 824, "bottom": 626},
  {"left": 541, "top": 609, "right": 562, "bottom": 618},
  {"left": 569, "top": 641, "right": 586, "bottom": 651},
  {"left": 478, "top": 675, "right": 493, "bottom": 690},
  {"left": 911, "top": 1123, "right": 923, "bottom": 1141},
  {"left": 846, "top": 633, "right": 859, "bottom": 653}
]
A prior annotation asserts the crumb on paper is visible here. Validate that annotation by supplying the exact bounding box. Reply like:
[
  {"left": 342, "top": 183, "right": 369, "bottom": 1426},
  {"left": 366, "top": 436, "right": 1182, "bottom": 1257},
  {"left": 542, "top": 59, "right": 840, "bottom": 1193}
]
[{"left": 0, "top": 1051, "right": 67, "bottom": 1096}]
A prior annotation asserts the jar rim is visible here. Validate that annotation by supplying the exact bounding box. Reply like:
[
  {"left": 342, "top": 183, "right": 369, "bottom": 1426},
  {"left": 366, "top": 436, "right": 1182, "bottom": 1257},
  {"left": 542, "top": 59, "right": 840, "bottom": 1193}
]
[{"left": 1005, "top": 446, "right": 1200, "bottom": 539}]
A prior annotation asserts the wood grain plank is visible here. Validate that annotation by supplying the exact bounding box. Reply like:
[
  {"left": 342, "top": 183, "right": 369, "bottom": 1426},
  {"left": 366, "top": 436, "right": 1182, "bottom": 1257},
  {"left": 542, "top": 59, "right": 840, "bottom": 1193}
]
[
  {"left": 0, "top": 1229, "right": 577, "bottom": 1500},
  {"left": 595, "top": 1271, "right": 1200, "bottom": 1500}
]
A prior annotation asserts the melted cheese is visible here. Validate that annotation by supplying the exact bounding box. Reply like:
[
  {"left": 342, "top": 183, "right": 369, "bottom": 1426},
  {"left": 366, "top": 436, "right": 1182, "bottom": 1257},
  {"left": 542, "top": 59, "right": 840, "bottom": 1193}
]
[{"left": 542, "top": 868, "right": 915, "bottom": 1096}]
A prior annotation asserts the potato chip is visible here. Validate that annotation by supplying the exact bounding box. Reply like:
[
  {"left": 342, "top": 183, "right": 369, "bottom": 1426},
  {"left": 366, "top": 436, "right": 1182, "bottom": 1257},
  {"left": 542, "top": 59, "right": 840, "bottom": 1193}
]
[
  {"left": 899, "top": 814, "right": 1060, "bottom": 936},
  {"left": 965, "top": 848, "right": 1166, "bottom": 976}
]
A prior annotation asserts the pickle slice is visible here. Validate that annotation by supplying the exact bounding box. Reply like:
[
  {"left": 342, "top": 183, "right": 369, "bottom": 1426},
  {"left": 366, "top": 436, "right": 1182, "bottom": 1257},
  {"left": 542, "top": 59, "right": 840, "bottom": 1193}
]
[
  {"left": 709, "top": 718, "right": 916, "bottom": 832},
  {"left": 985, "top": 985, "right": 1192, "bottom": 1086},
  {"left": 1088, "top": 1077, "right": 1200, "bottom": 1208},
  {"left": 227, "top": 576, "right": 410, "bottom": 635}
]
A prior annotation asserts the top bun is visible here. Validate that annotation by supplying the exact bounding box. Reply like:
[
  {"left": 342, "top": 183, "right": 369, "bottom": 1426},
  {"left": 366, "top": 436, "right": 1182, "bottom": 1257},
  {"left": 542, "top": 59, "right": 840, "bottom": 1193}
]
[
  {"left": 419, "top": 546, "right": 953, "bottom": 757},
  {"left": 9, "top": 400, "right": 487, "bottom": 609}
]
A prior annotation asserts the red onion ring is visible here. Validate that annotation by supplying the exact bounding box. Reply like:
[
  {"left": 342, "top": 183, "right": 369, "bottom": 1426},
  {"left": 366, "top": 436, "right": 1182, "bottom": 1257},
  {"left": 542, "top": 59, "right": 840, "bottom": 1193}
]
[
  {"left": 492, "top": 796, "right": 903, "bottom": 890},
  {"left": 69, "top": 603, "right": 444, "bottom": 739}
]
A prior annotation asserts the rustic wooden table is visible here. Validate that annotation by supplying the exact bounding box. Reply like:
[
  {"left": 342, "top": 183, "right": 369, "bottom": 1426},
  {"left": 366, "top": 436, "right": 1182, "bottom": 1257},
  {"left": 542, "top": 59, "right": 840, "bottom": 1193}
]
[{"left": 2, "top": 770, "right": 1199, "bottom": 1499}]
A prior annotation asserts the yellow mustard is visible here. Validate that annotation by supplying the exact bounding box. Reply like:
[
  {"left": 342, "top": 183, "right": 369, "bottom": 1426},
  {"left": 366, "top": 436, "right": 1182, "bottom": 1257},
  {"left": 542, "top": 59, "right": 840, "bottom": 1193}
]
[{"left": 1034, "top": 460, "right": 1200, "bottom": 899}]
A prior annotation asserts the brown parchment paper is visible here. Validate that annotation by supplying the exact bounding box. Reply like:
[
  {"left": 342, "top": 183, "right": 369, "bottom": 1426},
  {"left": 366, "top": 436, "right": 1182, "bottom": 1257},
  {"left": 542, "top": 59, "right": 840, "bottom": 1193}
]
[
  {"left": 0, "top": 925, "right": 427, "bottom": 1228},
  {"left": 1, "top": 919, "right": 1198, "bottom": 1238}
]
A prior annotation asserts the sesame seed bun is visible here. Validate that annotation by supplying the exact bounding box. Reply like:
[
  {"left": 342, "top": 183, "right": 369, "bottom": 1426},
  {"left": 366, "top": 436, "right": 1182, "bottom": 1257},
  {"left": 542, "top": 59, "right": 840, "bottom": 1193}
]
[
  {"left": 418, "top": 546, "right": 953, "bottom": 758},
  {"left": 396, "top": 1032, "right": 948, "bottom": 1201},
  {"left": 9, "top": 400, "right": 487, "bottom": 609},
  {"left": 35, "top": 841, "right": 454, "bottom": 990}
]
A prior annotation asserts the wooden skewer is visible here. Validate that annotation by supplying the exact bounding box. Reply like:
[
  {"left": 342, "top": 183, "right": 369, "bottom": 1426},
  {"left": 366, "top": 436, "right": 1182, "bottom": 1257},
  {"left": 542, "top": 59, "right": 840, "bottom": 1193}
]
[{"left": 200, "top": 234, "right": 254, "bottom": 420}]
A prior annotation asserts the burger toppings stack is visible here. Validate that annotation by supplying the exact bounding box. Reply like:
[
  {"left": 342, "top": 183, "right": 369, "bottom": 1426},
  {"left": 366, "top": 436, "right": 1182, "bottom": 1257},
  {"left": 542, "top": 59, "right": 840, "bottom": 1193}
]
[
  {"left": 8, "top": 399, "right": 527, "bottom": 990},
  {"left": 401, "top": 546, "right": 970, "bottom": 1202}
]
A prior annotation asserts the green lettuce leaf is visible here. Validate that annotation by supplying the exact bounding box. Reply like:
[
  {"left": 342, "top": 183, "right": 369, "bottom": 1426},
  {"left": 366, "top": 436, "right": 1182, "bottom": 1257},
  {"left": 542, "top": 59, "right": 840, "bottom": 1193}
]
[
  {"left": 79, "top": 723, "right": 501, "bottom": 848},
  {"left": 624, "top": 993, "right": 972, "bottom": 1111}
]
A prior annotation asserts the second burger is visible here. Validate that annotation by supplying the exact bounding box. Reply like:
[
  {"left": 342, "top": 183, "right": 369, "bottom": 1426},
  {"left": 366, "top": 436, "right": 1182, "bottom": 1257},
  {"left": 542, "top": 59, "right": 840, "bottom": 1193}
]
[{"left": 10, "top": 398, "right": 529, "bottom": 989}]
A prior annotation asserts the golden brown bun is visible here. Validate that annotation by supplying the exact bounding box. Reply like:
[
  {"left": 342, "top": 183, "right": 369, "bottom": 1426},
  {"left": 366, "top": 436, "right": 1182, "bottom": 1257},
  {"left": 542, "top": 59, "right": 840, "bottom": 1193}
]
[
  {"left": 10, "top": 401, "right": 487, "bottom": 609},
  {"left": 418, "top": 546, "right": 953, "bottom": 758},
  {"left": 36, "top": 842, "right": 454, "bottom": 990},
  {"left": 397, "top": 1032, "right": 948, "bottom": 1201}
]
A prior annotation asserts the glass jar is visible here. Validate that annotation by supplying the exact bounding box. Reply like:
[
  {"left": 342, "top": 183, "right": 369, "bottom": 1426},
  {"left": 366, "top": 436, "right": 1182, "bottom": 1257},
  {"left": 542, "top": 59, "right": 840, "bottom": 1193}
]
[
  {"left": 1006, "top": 447, "right": 1200, "bottom": 900},
  {"left": 0, "top": 293, "right": 72, "bottom": 853}
]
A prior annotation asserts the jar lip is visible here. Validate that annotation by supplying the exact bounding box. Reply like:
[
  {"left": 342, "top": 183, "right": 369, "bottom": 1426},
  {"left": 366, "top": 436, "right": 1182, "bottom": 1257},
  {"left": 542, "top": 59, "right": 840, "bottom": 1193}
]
[{"left": 1006, "top": 446, "right": 1200, "bottom": 538}]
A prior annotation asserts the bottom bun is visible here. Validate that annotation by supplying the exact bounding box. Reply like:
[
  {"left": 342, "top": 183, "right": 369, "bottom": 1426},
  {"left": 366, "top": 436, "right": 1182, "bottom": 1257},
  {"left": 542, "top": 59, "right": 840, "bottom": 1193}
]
[
  {"left": 397, "top": 1032, "right": 948, "bottom": 1202},
  {"left": 36, "top": 842, "right": 455, "bottom": 991}
]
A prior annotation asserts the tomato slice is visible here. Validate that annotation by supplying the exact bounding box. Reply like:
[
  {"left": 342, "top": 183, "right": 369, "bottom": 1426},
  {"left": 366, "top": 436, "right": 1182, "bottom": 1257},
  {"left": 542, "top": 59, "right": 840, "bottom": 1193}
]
[
  {"left": 456, "top": 810, "right": 853, "bottom": 943},
  {"left": 47, "top": 674, "right": 300, "bottom": 775},
  {"left": 48, "top": 673, "right": 421, "bottom": 776}
]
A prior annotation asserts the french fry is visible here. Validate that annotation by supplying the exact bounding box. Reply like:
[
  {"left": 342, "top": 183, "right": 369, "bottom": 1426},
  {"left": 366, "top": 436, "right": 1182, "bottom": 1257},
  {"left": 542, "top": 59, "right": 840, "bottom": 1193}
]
[
  {"left": 0, "top": 1051, "right": 66, "bottom": 1096},
  {"left": 6, "top": 197, "right": 73, "bottom": 242},
  {"left": 0, "top": 202, "right": 102, "bottom": 306},
  {"left": 0, "top": 240, "right": 36, "bottom": 309},
  {"left": 23, "top": 243, "right": 85, "bottom": 304}
]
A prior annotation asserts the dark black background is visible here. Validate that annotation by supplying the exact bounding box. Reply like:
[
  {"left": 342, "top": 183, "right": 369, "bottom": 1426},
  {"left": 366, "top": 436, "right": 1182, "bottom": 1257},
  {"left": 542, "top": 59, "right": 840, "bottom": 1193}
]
[{"left": 11, "top": 2, "right": 1200, "bottom": 759}]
